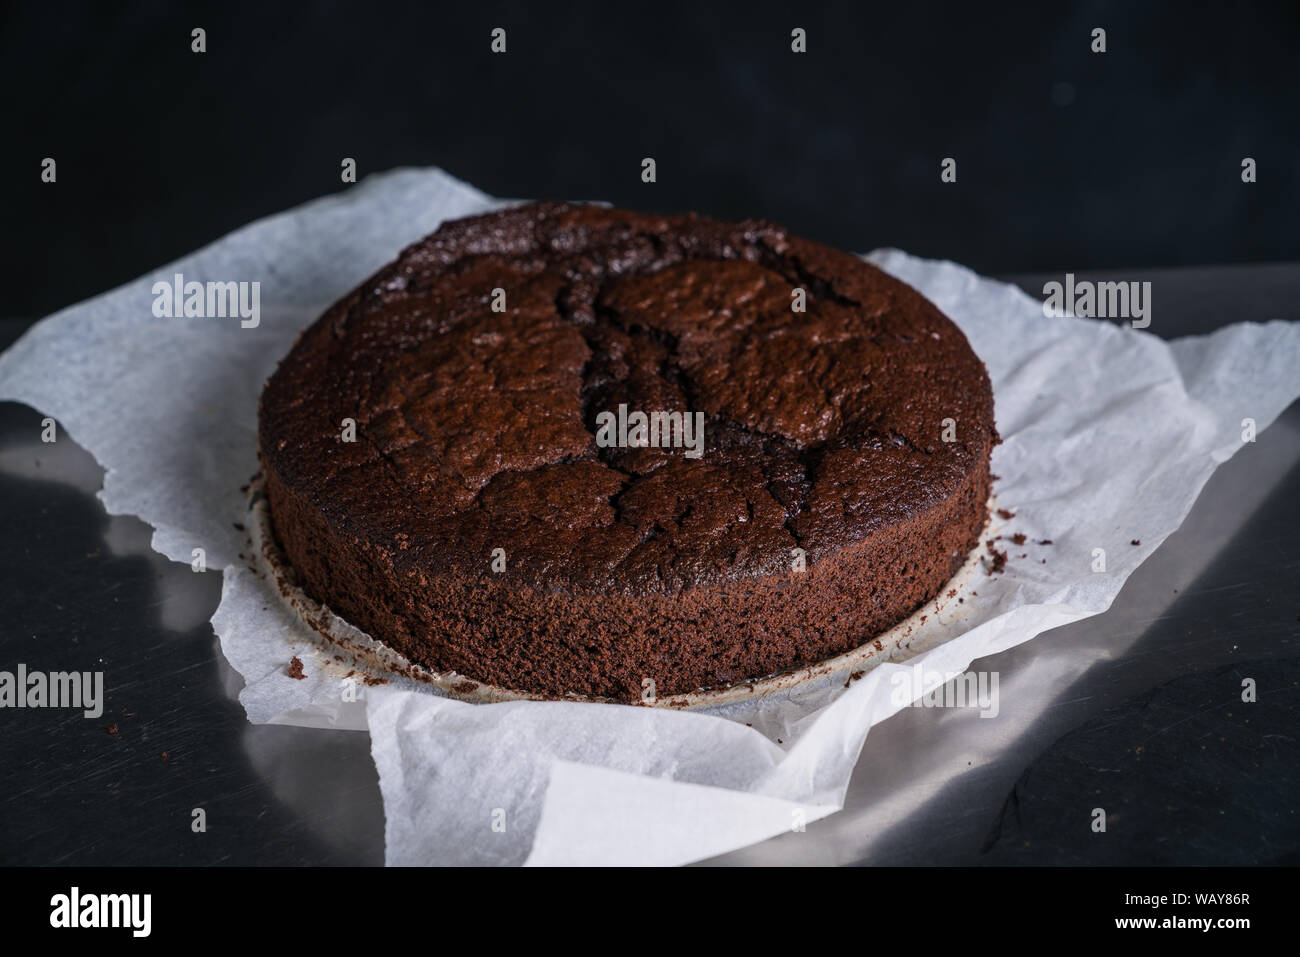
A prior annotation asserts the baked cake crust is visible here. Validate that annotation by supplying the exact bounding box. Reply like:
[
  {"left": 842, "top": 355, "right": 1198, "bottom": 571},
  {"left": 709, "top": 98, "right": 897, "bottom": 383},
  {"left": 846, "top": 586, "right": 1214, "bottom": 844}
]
[{"left": 258, "top": 202, "right": 996, "bottom": 701}]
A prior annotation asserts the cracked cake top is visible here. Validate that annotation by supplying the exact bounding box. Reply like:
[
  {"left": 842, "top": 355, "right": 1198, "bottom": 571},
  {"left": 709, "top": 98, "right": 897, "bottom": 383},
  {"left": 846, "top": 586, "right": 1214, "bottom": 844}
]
[{"left": 258, "top": 202, "right": 996, "bottom": 595}]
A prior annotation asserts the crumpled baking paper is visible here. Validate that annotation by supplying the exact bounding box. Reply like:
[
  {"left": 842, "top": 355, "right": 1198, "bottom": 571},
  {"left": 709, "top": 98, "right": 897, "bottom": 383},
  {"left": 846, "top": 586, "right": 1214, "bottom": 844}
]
[{"left": 2, "top": 167, "right": 1297, "bottom": 866}]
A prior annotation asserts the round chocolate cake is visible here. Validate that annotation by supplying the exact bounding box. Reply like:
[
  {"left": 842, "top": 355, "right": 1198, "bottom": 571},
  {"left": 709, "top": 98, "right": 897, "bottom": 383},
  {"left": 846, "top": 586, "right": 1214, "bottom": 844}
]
[{"left": 258, "top": 202, "right": 996, "bottom": 702}]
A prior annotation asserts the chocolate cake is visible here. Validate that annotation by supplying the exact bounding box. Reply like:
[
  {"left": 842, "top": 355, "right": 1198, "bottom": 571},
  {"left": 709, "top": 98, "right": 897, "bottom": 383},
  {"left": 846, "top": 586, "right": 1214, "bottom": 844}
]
[{"left": 258, "top": 202, "right": 996, "bottom": 702}]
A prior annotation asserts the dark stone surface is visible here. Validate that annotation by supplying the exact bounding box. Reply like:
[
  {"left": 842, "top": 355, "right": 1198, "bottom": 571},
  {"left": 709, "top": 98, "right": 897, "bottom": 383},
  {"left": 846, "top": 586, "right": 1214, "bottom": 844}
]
[
  {"left": 980, "top": 659, "right": 1300, "bottom": 866},
  {"left": 0, "top": 405, "right": 386, "bottom": 864}
]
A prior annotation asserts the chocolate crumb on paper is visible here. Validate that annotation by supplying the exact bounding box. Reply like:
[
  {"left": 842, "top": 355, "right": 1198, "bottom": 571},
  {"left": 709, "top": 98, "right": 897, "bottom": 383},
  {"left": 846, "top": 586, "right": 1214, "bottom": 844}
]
[{"left": 984, "top": 540, "right": 1008, "bottom": 575}]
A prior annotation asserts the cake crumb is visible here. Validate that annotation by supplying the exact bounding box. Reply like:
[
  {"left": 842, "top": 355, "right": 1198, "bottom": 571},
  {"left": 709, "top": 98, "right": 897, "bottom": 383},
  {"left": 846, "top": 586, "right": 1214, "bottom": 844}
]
[
  {"left": 996, "top": 508, "right": 1015, "bottom": 520},
  {"left": 286, "top": 656, "right": 306, "bottom": 680},
  {"left": 1011, "top": 533, "right": 1026, "bottom": 546},
  {"left": 1036, "top": 539, "right": 1053, "bottom": 545},
  {"left": 984, "top": 540, "right": 1007, "bottom": 575},
  {"left": 1130, "top": 539, "right": 1141, "bottom": 546}
]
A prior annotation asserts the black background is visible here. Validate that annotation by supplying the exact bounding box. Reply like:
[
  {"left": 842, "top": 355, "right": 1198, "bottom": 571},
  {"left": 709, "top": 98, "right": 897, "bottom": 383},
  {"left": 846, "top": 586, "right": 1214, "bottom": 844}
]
[{"left": 4, "top": 0, "right": 1298, "bottom": 319}]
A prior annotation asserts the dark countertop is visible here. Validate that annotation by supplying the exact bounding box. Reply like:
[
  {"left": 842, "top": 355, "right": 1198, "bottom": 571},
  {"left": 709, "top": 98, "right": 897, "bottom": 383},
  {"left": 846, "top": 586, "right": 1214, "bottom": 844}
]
[{"left": 1, "top": 262, "right": 1297, "bottom": 866}]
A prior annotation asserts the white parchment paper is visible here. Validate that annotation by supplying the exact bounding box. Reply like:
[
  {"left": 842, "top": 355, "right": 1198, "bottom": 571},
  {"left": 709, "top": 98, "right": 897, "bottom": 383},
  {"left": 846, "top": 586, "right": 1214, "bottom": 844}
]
[{"left": 2, "top": 167, "right": 1297, "bottom": 866}]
